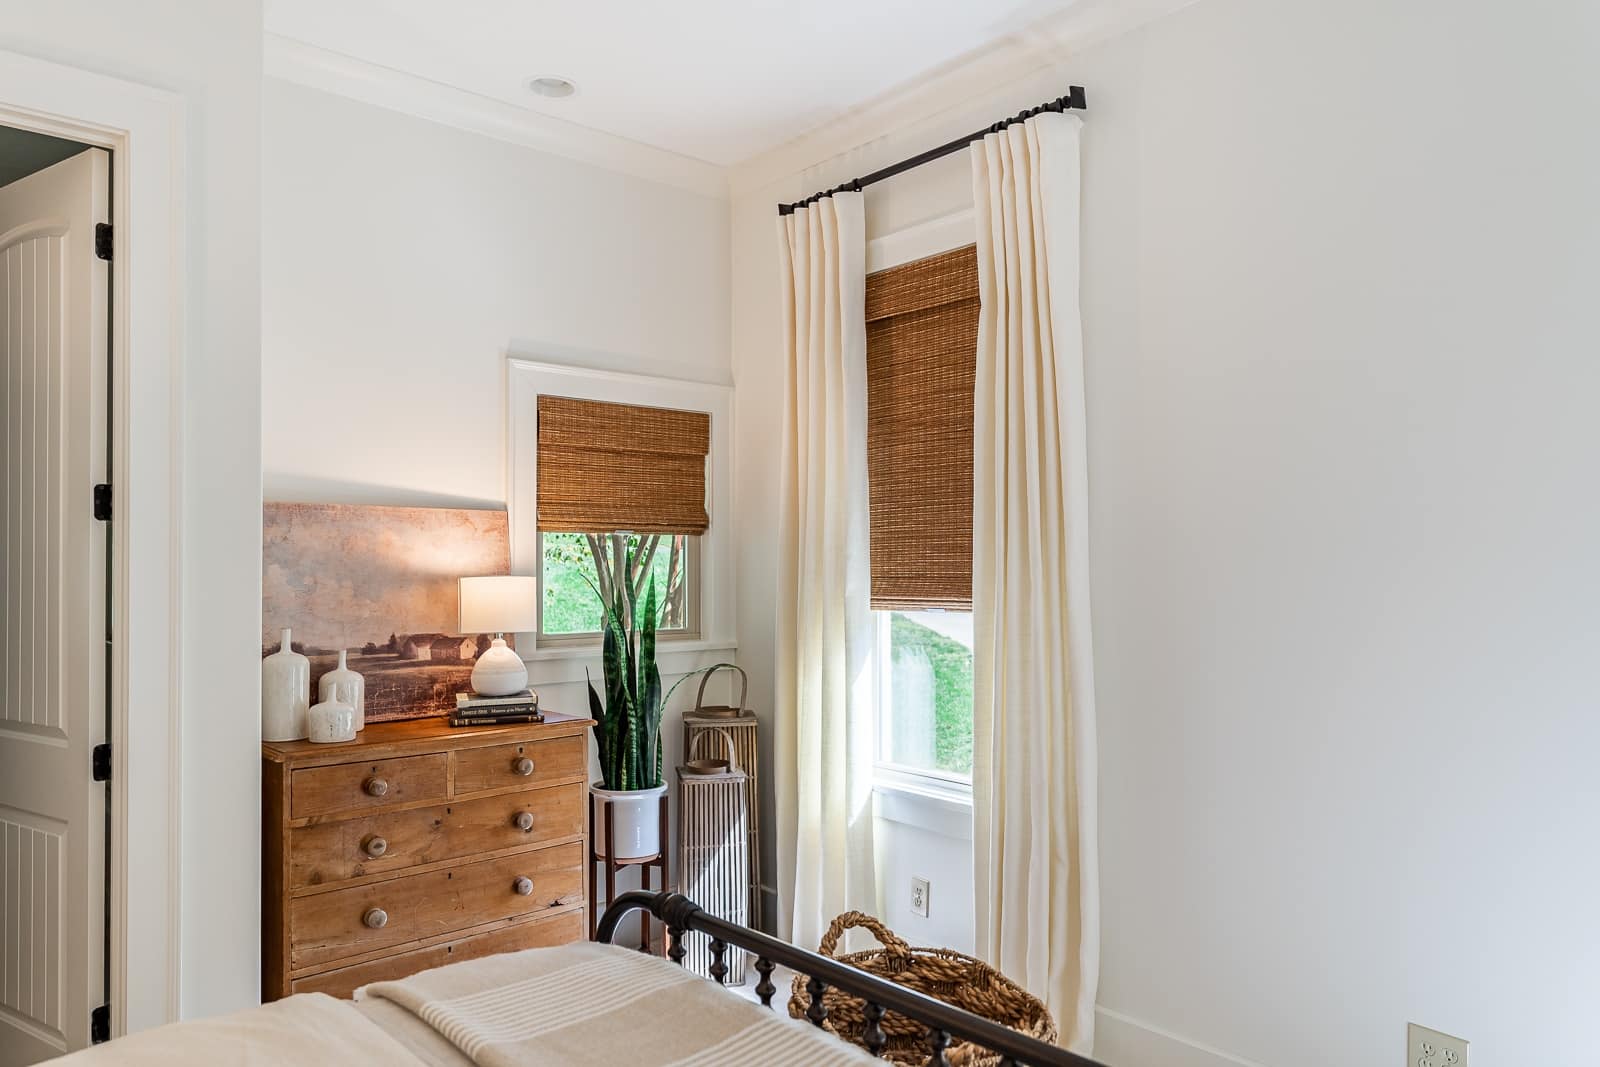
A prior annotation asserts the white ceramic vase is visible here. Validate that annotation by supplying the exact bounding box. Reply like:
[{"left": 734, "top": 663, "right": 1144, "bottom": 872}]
[
  {"left": 306, "top": 697, "right": 357, "bottom": 744},
  {"left": 318, "top": 650, "right": 366, "bottom": 731},
  {"left": 262, "top": 627, "right": 310, "bottom": 742},
  {"left": 590, "top": 783, "right": 668, "bottom": 860}
]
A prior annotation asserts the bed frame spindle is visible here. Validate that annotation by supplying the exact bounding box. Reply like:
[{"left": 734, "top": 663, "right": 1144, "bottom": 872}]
[
  {"left": 754, "top": 956, "right": 777, "bottom": 1006},
  {"left": 862, "top": 1000, "right": 887, "bottom": 1056},
  {"left": 708, "top": 938, "right": 729, "bottom": 983},
  {"left": 805, "top": 975, "right": 830, "bottom": 1026}
]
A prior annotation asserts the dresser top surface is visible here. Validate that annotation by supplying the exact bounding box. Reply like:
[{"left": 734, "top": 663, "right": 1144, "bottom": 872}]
[{"left": 263, "top": 711, "right": 593, "bottom": 766}]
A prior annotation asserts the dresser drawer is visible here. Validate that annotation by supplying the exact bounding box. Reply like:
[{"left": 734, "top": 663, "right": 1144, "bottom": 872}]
[
  {"left": 290, "top": 909, "right": 584, "bottom": 999},
  {"left": 290, "top": 754, "right": 448, "bottom": 820},
  {"left": 288, "top": 784, "right": 585, "bottom": 887},
  {"left": 288, "top": 842, "right": 583, "bottom": 970},
  {"left": 452, "top": 735, "right": 585, "bottom": 795}
]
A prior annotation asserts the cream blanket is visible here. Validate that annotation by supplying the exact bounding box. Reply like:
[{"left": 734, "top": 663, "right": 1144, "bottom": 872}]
[
  {"left": 360, "top": 941, "right": 877, "bottom": 1066},
  {"left": 54, "top": 989, "right": 428, "bottom": 1066},
  {"left": 52, "top": 942, "right": 876, "bottom": 1065}
]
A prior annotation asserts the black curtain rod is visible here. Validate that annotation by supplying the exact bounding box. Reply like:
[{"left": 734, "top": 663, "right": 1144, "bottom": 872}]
[{"left": 776, "top": 86, "right": 1086, "bottom": 216}]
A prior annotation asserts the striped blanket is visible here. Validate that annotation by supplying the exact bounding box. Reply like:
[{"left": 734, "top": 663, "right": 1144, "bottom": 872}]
[{"left": 360, "top": 941, "right": 877, "bottom": 1066}]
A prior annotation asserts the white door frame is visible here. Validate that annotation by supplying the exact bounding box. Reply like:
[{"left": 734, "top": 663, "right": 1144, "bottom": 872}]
[{"left": 0, "top": 49, "right": 185, "bottom": 1038}]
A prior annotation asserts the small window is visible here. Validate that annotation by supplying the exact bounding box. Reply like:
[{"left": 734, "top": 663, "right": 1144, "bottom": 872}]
[
  {"left": 875, "top": 609, "right": 973, "bottom": 781},
  {"left": 538, "top": 532, "right": 698, "bottom": 644}
]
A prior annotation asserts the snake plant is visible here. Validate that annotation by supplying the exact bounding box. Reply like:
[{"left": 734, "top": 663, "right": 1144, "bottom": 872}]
[{"left": 587, "top": 541, "right": 711, "bottom": 791}]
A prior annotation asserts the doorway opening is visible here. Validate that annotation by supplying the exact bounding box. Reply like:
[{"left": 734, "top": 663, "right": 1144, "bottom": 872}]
[{"left": 0, "top": 122, "right": 113, "bottom": 1061}]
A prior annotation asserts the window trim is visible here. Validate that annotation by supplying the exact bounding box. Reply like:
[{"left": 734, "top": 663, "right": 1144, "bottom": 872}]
[
  {"left": 534, "top": 531, "right": 702, "bottom": 647},
  {"left": 507, "top": 359, "right": 735, "bottom": 662},
  {"left": 872, "top": 610, "right": 974, "bottom": 796}
]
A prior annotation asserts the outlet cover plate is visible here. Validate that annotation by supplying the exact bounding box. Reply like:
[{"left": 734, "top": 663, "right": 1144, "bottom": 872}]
[
  {"left": 1409, "top": 1023, "right": 1468, "bottom": 1067},
  {"left": 910, "top": 877, "right": 930, "bottom": 918}
]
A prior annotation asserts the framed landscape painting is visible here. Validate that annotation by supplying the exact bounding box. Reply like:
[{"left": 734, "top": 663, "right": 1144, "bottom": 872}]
[{"left": 262, "top": 503, "right": 512, "bottom": 722}]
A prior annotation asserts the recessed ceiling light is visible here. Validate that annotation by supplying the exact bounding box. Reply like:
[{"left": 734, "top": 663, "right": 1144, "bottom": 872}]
[{"left": 525, "top": 76, "right": 578, "bottom": 100}]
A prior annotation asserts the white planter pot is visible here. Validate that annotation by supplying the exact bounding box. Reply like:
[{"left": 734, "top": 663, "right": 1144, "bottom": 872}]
[{"left": 590, "top": 783, "right": 667, "bottom": 861}]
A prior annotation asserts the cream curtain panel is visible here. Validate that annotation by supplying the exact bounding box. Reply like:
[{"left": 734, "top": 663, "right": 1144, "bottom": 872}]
[
  {"left": 774, "top": 192, "right": 877, "bottom": 950},
  {"left": 970, "top": 113, "right": 1100, "bottom": 1052}
]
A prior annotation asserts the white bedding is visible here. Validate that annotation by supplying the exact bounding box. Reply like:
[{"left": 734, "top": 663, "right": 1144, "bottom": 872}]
[
  {"left": 53, "top": 987, "right": 429, "bottom": 1066},
  {"left": 54, "top": 943, "right": 878, "bottom": 1066}
]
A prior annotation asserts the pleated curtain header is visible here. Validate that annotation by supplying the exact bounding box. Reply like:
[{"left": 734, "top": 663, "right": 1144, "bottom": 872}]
[
  {"left": 536, "top": 395, "right": 711, "bottom": 535},
  {"left": 866, "top": 244, "right": 979, "bottom": 611}
]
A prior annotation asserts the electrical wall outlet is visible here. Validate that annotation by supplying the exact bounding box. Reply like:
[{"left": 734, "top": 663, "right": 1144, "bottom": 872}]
[
  {"left": 1409, "top": 1023, "right": 1468, "bottom": 1067},
  {"left": 910, "top": 877, "right": 930, "bottom": 918}
]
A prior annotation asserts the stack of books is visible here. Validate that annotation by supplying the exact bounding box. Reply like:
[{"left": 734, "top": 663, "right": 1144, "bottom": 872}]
[{"left": 450, "top": 689, "right": 542, "bottom": 727}]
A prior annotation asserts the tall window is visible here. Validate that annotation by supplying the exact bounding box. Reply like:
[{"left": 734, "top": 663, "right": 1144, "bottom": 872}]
[
  {"left": 865, "top": 245, "right": 979, "bottom": 786},
  {"left": 538, "top": 532, "right": 698, "bottom": 641}
]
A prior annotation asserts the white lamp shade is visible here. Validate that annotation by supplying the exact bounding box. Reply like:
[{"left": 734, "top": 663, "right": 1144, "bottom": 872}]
[{"left": 458, "top": 575, "right": 539, "bottom": 634}]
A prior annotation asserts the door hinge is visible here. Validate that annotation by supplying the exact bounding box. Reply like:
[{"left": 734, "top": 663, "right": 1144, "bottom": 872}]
[
  {"left": 93, "top": 483, "right": 112, "bottom": 521},
  {"left": 95, "top": 223, "right": 112, "bottom": 261},
  {"left": 90, "top": 1003, "right": 110, "bottom": 1044},
  {"left": 92, "top": 743, "right": 112, "bottom": 782}
]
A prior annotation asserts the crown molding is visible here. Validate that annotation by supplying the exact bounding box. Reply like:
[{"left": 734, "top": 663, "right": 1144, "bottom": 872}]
[
  {"left": 264, "top": 34, "right": 728, "bottom": 200},
  {"left": 726, "top": 0, "right": 1202, "bottom": 198}
]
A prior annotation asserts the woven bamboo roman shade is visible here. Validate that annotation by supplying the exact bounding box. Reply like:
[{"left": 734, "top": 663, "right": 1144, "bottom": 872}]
[
  {"left": 866, "top": 244, "right": 979, "bottom": 610},
  {"left": 536, "top": 395, "right": 711, "bottom": 534}
]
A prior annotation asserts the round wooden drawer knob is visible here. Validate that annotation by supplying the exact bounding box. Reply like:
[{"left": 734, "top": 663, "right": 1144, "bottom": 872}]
[
  {"left": 512, "top": 877, "right": 533, "bottom": 896},
  {"left": 363, "top": 907, "right": 388, "bottom": 929},
  {"left": 512, "top": 756, "right": 534, "bottom": 776},
  {"left": 512, "top": 811, "right": 534, "bottom": 832},
  {"left": 363, "top": 776, "right": 389, "bottom": 797},
  {"left": 362, "top": 835, "right": 388, "bottom": 858}
]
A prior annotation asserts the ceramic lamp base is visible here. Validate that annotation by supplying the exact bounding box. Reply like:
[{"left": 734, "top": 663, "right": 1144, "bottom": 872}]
[{"left": 471, "top": 636, "right": 528, "bottom": 697}]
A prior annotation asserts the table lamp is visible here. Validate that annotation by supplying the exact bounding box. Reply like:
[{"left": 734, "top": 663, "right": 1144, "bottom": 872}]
[{"left": 458, "top": 575, "right": 538, "bottom": 697}]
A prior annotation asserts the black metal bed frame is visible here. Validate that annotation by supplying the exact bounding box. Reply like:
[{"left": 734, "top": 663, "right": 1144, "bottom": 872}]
[{"left": 597, "top": 891, "right": 1107, "bottom": 1067}]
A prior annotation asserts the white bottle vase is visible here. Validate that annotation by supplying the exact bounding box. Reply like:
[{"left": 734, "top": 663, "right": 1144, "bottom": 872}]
[
  {"left": 262, "top": 627, "right": 310, "bottom": 742},
  {"left": 306, "top": 697, "right": 357, "bottom": 744},
  {"left": 318, "top": 650, "right": 366, "bottom": 731}
]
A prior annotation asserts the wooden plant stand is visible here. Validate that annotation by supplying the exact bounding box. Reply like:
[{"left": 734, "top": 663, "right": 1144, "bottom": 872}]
[{"left": 588, "top": 791, "right": 669, "bottom": 953}]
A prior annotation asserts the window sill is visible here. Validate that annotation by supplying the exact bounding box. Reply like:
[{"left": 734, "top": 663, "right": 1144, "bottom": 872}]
[
  {"left": 521, "top": 635, "right": 720, "bottom": 662},
  {"left": 519, "top": 638, "right": 737, "bottom": 687},
  {"left": 872, "top": 773, "right": 973, "bottom": 842}
]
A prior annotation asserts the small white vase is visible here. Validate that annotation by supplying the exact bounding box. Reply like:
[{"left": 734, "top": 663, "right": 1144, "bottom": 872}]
[
  {"left": 306, "top": 697, "right": 357, "bottom": 744},
  {"left": 262, "top": 627, "right": 310, "bottom": 742},
  {"left": 318, "top": 650, "right": 366, "bottom": 731},
  {"left": 590, "top": 783, "right": 668, "bottom": 860}
]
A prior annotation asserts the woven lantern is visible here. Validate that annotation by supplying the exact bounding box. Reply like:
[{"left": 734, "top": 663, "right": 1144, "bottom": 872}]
[
  {"left": 676, "top": 728, "right": 749, "bottom": 983},
  {"left": 682, "top": 664, "right": 761, "bottom": 928}
]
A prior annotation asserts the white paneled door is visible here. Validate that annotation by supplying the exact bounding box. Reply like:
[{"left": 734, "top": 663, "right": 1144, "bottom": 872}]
[{"left": 0, "top": 147, "right": 109, "bottom": 1064}]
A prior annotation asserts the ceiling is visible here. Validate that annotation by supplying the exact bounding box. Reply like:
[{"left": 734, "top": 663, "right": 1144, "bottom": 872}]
[
  {"left": 262, "top": 0, "right": 1083, "bottom": 167},
  {"left": 0, "top": 125, "right": 88, "bottom": 188}
]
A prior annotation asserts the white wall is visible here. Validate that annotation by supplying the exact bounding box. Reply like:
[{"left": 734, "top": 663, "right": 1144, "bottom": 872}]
[
  {"left": 262, "top": 79, "right": 739, "bottom": 901},
  {"left": 731, "top": 0, "right": 1600, "bottom": 1063},
  {"left": 262, "top": 79, "right": 730, "bottom": 508},
  {"left": 0, "top": 0, "right": 264, "bottom": 1023}
]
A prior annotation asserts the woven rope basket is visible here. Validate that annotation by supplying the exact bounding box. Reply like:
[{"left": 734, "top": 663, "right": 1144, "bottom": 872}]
[{"left": 787, "top": 912, "right": 1056, "bottom": 1066}]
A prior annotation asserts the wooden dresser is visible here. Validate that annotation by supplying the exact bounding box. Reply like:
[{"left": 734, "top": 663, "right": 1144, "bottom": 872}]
[{"left": 262, "top": 713, "right": 592, "bottom": 1000}]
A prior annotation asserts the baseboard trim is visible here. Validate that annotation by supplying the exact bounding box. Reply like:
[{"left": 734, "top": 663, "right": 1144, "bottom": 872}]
[{"left": 1093, "top": 1006, "right": 1268, "bottom": 1067}]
